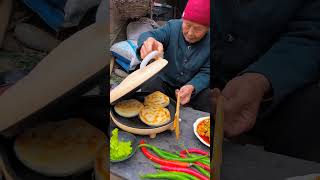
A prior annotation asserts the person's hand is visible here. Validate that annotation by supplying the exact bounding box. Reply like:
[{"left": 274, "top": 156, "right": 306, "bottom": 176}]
[
  {"left": 175, "top": 85, "right": 195, "bottom": 105},
  {"left": 140, "top": 37, "right": 164, "bottom": 59},
  {"left": 214, "top": 73, "right": 270, "bottom": 137}
]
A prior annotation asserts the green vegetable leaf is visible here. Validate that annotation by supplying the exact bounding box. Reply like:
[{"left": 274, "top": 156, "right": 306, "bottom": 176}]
[{"left": 110, "top": 128, "right": 132, "bottom": 160}]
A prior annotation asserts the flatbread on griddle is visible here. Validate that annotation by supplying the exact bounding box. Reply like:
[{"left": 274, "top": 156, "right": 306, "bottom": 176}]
[
  {"left": 144, "top": 91, "right": 170, "bottom": 107},
  {"left": 114, "top": 99, "right": 144, "bottom": 118},
  {"left": 14, "top": 118, "right": 106, "bottom": 177},
  {"left": 139, "top": 106, "right": 171, "bottom": 126}
]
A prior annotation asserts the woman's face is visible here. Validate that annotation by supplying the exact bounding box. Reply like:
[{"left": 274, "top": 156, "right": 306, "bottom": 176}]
[{"left": 182, "top": 20, "right": 209, "bottom": 43}]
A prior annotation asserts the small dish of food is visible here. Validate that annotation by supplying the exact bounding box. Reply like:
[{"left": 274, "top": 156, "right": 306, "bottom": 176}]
[{"left": 193, "top": 116, "right": 210, "bottom": 147}]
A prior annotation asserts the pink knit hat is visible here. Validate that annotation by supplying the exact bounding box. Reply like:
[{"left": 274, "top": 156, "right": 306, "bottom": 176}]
[{"left": 182, "top": 0, "right": 210, "bottom": 27}]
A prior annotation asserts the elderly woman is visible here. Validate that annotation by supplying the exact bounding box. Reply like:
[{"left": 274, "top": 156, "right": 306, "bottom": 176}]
[{"left": 138, "top": 0, "right": 210, "bottom": 112}]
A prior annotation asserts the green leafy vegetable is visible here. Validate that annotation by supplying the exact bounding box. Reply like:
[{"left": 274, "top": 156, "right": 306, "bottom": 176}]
[{"left": 110, "top": 128, "right": 132, "bottom": 160}]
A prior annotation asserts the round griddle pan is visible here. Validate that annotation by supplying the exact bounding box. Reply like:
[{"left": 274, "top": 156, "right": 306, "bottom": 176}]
[{"left": 110, "top": 92, "right": 176, "bottom": 138}]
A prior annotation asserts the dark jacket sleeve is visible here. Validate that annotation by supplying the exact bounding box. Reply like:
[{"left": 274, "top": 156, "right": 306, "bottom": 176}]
[
  {"left": 137, "top": 22, "right": 171, "bottom": 59},
  {"left": 244, "top": 0, "right": 320, "bottom": 106},
  {"left": 187, "top": 58, "right": 210, "bottom": 95}
]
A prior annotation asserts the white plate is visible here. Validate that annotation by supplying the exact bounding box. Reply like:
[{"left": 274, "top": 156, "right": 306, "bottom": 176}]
[{"left": 193, "top": 116, "right": 210, "bottom": 147}]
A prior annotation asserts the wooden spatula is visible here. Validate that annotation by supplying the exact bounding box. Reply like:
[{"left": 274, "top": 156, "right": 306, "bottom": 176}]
[
  {"left": 174, "top": 94, "right": 181, "bottom": 141},
  {"left": 213, "top": 95, "right": 224, "bottom": 180}
]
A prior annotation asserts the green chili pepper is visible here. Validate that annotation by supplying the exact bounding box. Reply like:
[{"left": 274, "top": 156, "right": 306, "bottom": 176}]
[
  {"left": 188, "top": 154, "right": 210, "bottom": 164},
  {"left": 168, "top": 154, "right": 208, "bottom": 162},
  {"left": 193, "top": 164, "right": 210, "bottom": 177},
  {"left": 169, "top": 172, "right": 200, "bottom": 180},
  {"left": 188, "top": 154, "right": 210, "bottom": 161},
  {"left": 153, "top": 170, "right": 199, "bottom": 180},
  {"left": 182, "top": 153, "right": 210, "bottom": 165},
  {"left": 138, "top": 144, "right": 208, "bottom": 162},
  {"left": 154, "top": 169, "right": 200, "bottom": 180},
  {"left": 140, "top": 172, "right": 188, "bottom": 180},
  {"left": 179, "top": 151, "right": 210, "bottom": 166},
  {"left": 138, "top": 144, "right": 177, "bottom": 158},
  {"left": 155, "top": 147, "right": 181, "bottom": 158},
  {"left": 196, "top": 159, "right": 210, "bottom": 166}
]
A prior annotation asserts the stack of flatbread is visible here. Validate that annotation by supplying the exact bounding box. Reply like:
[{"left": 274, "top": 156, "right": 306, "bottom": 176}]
[
  {"left": 13, "top": 118, "right": 106, "bottom": 177},
  {"left": 114, "top": 91, "right": 171, "bottom": 126}
]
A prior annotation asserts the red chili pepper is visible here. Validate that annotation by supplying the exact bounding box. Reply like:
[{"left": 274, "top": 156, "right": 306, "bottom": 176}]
[
  {"left": 188, "top": 154, "right": 210, "bottom": 164},
  {"left": 139, "top": 140, "right": 191, "bottom": 168},
  {"left": 180, "top": 152, "right": 210, "bottom": 171},
  {"left": 180, "top": 148, "right": 209, "bottom": 156},
  {"left": 154, "top": 164, "right": 209, "bottom": 180},
  {"left": 180, "top": 153, "right": 187, "bottom": 158},
  {"left": 138, "top": 144, "right": 207, "bottom": 162},
  {"left": 193, "top": 164, "right": 210, "bottom": 177},
  {"left": 193, "top": 161, "right": 210, "bottom": 171},
  {"left": 181, "top": 149, "right": 210, "bottom": 165}
]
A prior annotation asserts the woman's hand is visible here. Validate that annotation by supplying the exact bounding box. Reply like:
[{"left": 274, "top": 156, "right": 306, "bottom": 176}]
[
  {"left": 140, "top": 37, "right": 164, "bottom": 59},
  {"left": 176, "top": 85, "right": 195, "bottom": 105},
  {"left": 213, "top": 73, "right": 270, "bottom": 137}
]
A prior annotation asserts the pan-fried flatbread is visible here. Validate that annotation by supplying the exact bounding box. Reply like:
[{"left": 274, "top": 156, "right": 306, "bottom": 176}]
[
  {"left": 139, "top": 106, "right": 171, "bottom": 126},
  {"left": 114, "top": 99, "right": 144, "bottom": 118},
  {"left": 144, "top": 91, "right": 170, "bottom": 107},
  {"left": 14, "top": 118, "right": 106, "bottom": 177}
]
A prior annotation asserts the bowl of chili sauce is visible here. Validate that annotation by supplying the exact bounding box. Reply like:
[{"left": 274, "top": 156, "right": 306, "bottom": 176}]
[{"left": 193, "top": 116, "right": 210, "bottom": 147}]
